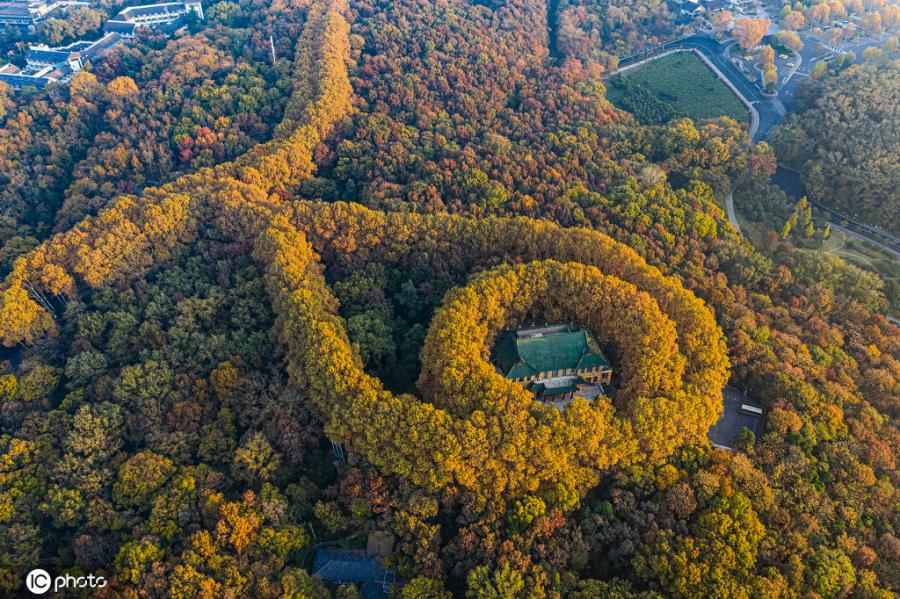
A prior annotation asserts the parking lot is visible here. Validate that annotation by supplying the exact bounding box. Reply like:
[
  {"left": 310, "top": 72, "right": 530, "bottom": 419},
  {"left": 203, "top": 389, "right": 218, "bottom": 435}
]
[{"left": 707, "top": 386, "right": 765, "bottom": 449}]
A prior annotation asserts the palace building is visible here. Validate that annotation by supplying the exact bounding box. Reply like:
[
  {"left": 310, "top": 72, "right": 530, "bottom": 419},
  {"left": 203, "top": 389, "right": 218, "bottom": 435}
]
[{"left": 493, "top": 324, "right": 612, "bottom": 402}]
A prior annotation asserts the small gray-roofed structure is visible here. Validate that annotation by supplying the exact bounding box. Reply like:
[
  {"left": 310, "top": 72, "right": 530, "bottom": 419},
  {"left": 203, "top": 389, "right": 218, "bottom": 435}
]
[
  {"left": 531, "top": 375, "right": 584, "bottom": 398},
  {"left": 0, "top": 2, "right": 34, "bottom": 26},
  {"left": 42, "top": 62, "right": 73, "bottom": 79},
  {"left": 0, "top": 3, "right": 30, "bottom": 17},
  {"left": 313, "top": 548, "right": 394, "bottom": 598},
  {"left": 103, "top": 19, "right": 137, "bottom": 35},
  {"left": 81, "top": 31, "right": 123, "bottom": 58},
  {"left": 705, "top": 0, "right": 729, "bottom": 10},
  {"left": 117, "top": 1, "right": 183, "bottom": 17},
  {"left": 26, "top": 48, "right": 72, "bottom": 65},
  {"left": 0, "top": 63, "right": 53, "bottom": 88},
  {"left": 515, "top": 323, "right": 571, "bottom": 338},
  {"left": 708, "top": 386, "right": 764, "bottom": 449},
  {"left": 0, "top": 70, "right": 53, "bottom": 88}
]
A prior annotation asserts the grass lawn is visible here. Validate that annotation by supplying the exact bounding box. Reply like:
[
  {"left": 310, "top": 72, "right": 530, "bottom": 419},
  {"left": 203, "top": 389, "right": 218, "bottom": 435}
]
[
  {"left": 607, "top": 51, "right": 749, "bottom": 125},
  {"left": 827, "top": 234, "right": 899, "bottom": 282}
]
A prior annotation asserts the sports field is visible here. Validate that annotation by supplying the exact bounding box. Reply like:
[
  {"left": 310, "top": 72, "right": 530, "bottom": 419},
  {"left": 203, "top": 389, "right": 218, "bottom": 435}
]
[{"left": 606, "top": 51, "right": 750, "bottom": 125}]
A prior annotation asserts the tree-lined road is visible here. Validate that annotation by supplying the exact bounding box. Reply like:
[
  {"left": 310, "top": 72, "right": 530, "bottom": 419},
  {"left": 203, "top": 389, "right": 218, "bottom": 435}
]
[{"left": 773, "top": 168, "right": 900, "bottom": 258}]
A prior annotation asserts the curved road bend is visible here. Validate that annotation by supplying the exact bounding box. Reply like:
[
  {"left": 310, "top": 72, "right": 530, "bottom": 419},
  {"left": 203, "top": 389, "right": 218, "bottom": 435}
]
[
  {"left": 725, "top": 188, "right": 741, "bottom": 235},
  {"left": 608, "top": 35, "right": 784, "bottom": 141}
]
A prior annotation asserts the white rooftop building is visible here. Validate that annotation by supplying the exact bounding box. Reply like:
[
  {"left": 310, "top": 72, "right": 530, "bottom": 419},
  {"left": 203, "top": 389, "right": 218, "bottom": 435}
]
[
  {"left": 104, "top": 0, "right": 203, "bottom": 36},
  {"left": 0, "top": 32, "right": 123, "bottom": 89},
  {"left": 0, "top": 0, "right": 88, "bottom": 28}
]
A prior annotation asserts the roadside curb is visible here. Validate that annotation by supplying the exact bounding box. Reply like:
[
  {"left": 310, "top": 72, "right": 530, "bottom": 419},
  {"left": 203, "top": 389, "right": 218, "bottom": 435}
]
[{"left": 780, "top": 49, "right": 803, "bottom": 86}]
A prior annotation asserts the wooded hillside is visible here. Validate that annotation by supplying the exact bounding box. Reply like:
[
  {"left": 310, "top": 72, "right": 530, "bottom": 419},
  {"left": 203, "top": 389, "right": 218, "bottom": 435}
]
[
  {"left": 0, "top": 0, "right": 896, "bottom": 596},
  {"left": 772, "top": 60, "right": 900, "bottom": 233}
]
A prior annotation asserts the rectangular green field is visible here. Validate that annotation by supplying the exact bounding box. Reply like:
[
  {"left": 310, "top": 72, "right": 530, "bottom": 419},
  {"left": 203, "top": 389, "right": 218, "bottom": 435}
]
[{"left": 606, "top": 51, "right": 749, "bottom": 125}]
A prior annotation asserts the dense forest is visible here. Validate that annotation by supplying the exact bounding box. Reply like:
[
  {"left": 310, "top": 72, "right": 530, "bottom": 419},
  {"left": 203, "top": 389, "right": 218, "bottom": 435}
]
[
  {"left": 0, "top": 1, "right": 301, "bottom": 270},
  {"left": 776, "top": 0, "right": 899, "bottom": 34},
  {"left": 0, "top": 0, "right": 897, "bottom": 597},
  {"left": 771, "top": 59, "right": 900, "bottom": 233},
  {"left": 556, "top": 0, "right": 681, "bottom": 72}
]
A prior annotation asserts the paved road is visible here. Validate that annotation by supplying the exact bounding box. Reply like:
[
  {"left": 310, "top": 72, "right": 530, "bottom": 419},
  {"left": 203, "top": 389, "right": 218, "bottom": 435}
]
[
  {"left": 776, "top": 40, "right": 831, "bottom": 108},
  {"left": 708, "top": 386, "right": 763, "bottom": 449},
  {"left": 829, "top": 221, "right": 900, "bottom": 261},
  {"left": 725, "top": 188, "right": 741, "bottom": 234},
  {"left": 614, "top": 34, "right": 898, "bottom": 256}
]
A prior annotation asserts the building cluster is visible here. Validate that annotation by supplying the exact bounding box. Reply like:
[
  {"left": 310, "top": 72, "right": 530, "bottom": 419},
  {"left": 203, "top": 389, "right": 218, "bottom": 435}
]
[
  {"left": 104, "top": 0, "right": 202, "bottom": 37},
  {"left": 0, "top": 0, "right": 87, "bottom": 29},
  {"left": 495, "top": 323, "right": 613, "bottom": 404},
  {"left": 672, "top": 0, "right": 752, "bottom": 19},
  {"left": 0, "top": 0, "right": 202, "bottom": 90},
  {"left": 0, "top": 30, "right": 121, "bottom": 88}
]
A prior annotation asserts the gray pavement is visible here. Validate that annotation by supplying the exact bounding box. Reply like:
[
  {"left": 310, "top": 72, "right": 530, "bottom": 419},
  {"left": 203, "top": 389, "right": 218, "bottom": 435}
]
[
  {"left": 707, "top": 386, "right": 764, "bottom": 449},
  {"left": 725, "top": 187, "right": 741, "bottom": 234}
]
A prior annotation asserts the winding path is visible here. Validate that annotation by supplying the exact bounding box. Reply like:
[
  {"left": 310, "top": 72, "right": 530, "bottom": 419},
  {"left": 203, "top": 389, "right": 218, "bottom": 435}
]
[
  {"left": 773, "top": 168, "right": 900, "bottom": 258},
  {"left": 725, "top": 188, "right": 741, "bottom": 234},
  {"left": 662, "top": 36, "right": 785, "bottom": 141}
]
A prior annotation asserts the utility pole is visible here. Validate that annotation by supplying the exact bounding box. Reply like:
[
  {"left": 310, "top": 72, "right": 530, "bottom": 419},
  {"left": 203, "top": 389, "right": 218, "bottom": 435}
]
[{"left": 269, "top": 35, "right": 276, "bottom": 65}]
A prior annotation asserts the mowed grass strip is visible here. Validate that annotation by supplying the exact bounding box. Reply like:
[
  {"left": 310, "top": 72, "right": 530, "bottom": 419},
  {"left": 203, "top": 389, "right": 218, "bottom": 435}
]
[{"left": 607, "top": 51, "right": 749, "bottom": 125}]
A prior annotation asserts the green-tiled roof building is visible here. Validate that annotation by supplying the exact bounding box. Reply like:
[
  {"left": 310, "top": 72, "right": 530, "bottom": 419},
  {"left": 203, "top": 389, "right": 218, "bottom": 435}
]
[{"left": 493, "top": 324, "right": 612, "bottom": 400}]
